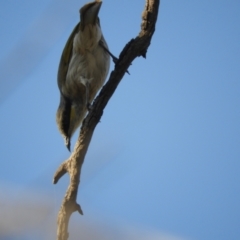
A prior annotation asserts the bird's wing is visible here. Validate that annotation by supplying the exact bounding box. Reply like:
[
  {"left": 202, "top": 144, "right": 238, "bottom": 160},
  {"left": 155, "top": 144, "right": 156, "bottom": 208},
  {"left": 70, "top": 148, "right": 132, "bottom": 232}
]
[{"left": 57, "top": 22, "right": 80, "bottom": 92}]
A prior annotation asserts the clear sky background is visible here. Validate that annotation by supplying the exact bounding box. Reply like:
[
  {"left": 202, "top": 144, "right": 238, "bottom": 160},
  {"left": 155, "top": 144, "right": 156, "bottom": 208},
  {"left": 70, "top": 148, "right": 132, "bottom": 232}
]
[{"left": 0, "top": 0, "right": 239, "bottom": 239}]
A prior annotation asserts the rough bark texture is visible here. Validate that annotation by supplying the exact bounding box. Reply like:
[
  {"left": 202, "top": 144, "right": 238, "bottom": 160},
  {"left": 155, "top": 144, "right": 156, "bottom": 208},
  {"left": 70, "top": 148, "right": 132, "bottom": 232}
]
[{"left": 53, "top": 0, "right": 160, "bottom": 239}]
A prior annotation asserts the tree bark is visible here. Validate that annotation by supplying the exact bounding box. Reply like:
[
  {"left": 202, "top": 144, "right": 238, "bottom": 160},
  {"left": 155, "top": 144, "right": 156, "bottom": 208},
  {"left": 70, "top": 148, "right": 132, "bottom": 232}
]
[{"left": 53, "top": 0, "right": 160, "bottom": 239}]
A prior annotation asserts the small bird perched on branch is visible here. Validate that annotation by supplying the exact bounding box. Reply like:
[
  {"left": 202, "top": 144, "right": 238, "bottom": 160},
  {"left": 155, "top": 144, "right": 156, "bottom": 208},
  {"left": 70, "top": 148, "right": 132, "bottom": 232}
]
[{"left": 56, "top": 0, "right": 110, "bottom": 151}]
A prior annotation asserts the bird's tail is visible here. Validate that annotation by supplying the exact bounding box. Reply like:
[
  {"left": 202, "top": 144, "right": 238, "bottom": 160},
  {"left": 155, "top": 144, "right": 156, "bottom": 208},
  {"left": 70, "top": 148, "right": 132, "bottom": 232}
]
[{"left": 56, "top": 95, "right": 87, "bottom": 151}]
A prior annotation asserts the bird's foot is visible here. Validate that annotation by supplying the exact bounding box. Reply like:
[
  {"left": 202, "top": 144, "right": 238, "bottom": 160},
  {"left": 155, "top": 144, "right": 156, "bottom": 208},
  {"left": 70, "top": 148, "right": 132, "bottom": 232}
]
[
  {"left": 87, "top": 102, "right": 93, "bottom": 111},
  {"left": 112, "top": 56, "right": 131, "bottom": 75},
  {"left": 99, "top": 40, "right": 130, "bottom": 75}
]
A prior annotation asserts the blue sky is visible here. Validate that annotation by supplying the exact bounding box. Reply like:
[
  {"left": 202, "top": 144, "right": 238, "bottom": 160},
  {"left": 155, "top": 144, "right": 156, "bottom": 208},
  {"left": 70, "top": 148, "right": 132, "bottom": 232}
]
[{"left": 0, "top": 0, "right": 240, "bottom": 239}]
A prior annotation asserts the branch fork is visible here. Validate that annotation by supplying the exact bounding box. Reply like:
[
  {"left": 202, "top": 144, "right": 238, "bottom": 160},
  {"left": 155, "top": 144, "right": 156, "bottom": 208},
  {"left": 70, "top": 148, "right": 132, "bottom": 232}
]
[{"left": 53, "top": 1, "right": 160, "bottom": 239}]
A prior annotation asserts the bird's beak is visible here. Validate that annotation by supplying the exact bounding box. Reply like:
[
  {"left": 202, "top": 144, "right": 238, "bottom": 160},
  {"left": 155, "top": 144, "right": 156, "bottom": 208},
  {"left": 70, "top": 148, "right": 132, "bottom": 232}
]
[{"left": 80, "top": 1, "right": 102, "bottom": 28}]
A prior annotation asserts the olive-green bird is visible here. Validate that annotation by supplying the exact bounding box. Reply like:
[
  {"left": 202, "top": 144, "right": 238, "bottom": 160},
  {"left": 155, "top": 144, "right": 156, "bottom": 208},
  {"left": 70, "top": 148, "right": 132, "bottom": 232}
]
[{"left": 56, "top": 0, "right": 110, "bottom": 151}]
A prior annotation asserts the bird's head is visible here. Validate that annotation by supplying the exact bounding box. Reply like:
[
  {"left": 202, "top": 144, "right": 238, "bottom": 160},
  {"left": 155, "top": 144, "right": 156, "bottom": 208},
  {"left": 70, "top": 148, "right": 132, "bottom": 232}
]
[
  {"left": 77, "top": 0, "right": 103, "bottom": 50},
  {"left": 79, "top": 1, "right": 102, "bottom": 31}
]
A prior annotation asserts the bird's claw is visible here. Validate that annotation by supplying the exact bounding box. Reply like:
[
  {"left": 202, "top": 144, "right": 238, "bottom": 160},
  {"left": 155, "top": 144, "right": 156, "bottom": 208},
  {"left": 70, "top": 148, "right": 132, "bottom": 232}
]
[
  {"left": 87, "top": 102, "right": 93, "bottom": 111},
  {"left": 112, "top": 56, "right": 118, "bottom": 64},
  {"left": 112, "top": 56, "right": 130, "bottom": 75},
  {"left": 126, "top": 68, "right": 130, "bottom": 75}
]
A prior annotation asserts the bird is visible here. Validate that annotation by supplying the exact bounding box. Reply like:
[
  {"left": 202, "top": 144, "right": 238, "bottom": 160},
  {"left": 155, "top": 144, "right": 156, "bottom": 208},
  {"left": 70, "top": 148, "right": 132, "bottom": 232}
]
[{"left": 56, "top": 0, "right": 110, "bottom": 151}]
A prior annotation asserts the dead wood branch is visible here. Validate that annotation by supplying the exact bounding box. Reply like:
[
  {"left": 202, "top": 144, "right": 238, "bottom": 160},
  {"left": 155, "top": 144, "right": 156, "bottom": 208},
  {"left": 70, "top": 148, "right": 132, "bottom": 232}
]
[{"left": 53, "top": 0, "right": 160, "bottom": 239}]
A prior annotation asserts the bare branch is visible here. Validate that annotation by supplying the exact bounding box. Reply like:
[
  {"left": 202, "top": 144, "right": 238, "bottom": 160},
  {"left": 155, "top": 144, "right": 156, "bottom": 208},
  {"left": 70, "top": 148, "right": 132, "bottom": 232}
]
[
  {"left": 53, "top": 1, "right": 160, "bottom": 239},
  {"left": 53, "top": 161, "right": 68, "bottom": 184}
]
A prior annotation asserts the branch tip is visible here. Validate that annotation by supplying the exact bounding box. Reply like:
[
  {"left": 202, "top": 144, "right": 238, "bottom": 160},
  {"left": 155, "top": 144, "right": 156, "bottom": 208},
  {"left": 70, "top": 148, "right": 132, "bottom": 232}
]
[{"left": 76, "top": 203, "right": 84, "bottom": 215}]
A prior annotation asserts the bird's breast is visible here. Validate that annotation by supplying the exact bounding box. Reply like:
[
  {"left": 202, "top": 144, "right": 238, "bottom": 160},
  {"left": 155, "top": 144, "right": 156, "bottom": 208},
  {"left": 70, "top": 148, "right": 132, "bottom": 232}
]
[{"left": 64, "top": 35, "right": 110, "bottom": 101}]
